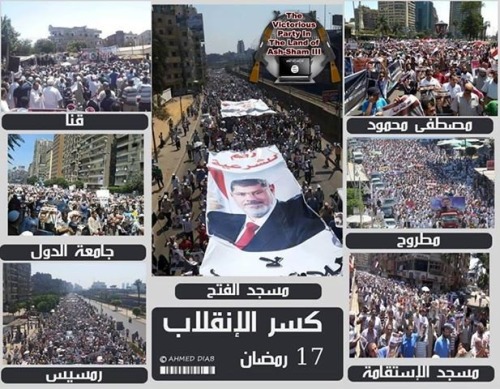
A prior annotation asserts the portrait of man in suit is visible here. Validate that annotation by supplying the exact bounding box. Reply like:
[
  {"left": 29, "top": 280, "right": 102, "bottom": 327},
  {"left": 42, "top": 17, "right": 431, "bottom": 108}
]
[{"left": 207, "top": 178, "right": 327, "bottom": 252}]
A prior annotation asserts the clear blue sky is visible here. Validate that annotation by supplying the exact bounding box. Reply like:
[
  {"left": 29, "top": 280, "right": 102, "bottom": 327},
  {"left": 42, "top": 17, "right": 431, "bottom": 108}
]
[
  {"left": 30, "top": 262, "right": 146, "bottom": 289},
  {"left": 1, "top": 1, "right": 151, "bottom": 42},
  {"left": 345, "top": 1, "right": 498, "bottom": 36},
  {"left": 196, "top": 4, "right": 343, "bottom": 54},
  {"left": 9, "top": 134, "right": 54, "bottom": 168}
]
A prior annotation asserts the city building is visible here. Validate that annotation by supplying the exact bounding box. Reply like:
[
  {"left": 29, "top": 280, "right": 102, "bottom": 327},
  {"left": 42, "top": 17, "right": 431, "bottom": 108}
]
[
  {"left": 367, "top": 253, "right": 469, "bottom": 292},
  {"left": 153, "top": 4, "right": 206, "bottom": 93},
  {"left": 48, "top": 25, "right": 103, "bottom": 52},
  {"left": 3, "top": 264, "right": 31, "bottom": 311},
  {"left": 114, "top": 134, "right": 144, "bottom": 187},
  {"left": 50, "top": 134, "right": 65, "bottom": 180},
  {"left": 354, "top": 3, "right": 379, "bottom": 31},
  {"left": 31, "top": 138, "right": 53, "bottom": 181},
  {"left": 449, "top": 1, "right": 483, "bottom": 38},
  {"left": 237, "top": 40, "right": 245, "bottom": 54},
  {"left": 90, "top": 281, "right": 107, "bottom": 290},
  {"left": 61, "top": 134, "right": 82, "bottom": 183},
  {"left": 378, "top": 1, "right": 416, "bottom": 31},
  {"left": 8, "top": 166, "right": 29, "bottom": 184},
  {"left": 415, "top": 2, "right": 438, "bottom": 32},
  {"left": 77, "top": 135, "right": 114, "bottom": 189}
]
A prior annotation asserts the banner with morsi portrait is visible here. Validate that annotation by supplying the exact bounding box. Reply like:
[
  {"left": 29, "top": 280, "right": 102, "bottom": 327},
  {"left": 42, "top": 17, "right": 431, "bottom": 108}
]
[
  {"left": 220, "top": 99, "right": 276, "bottom": 118},
  {"left": 201, "top": 145, "right": 342, "bottom": 276}
]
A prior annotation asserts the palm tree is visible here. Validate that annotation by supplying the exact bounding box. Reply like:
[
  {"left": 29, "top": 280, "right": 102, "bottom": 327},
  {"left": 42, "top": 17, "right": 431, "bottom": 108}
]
[
  {"left": 377, "top": 16, "right": 390, "bottom": 37},
  {"left": 8, "top": 134, "right": 24, "bottom": 164}
]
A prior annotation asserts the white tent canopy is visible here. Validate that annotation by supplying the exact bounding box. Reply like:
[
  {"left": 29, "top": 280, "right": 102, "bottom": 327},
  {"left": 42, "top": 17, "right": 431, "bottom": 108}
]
[{"left": 115, "top": 45, "right": 151, "bottom": 57}]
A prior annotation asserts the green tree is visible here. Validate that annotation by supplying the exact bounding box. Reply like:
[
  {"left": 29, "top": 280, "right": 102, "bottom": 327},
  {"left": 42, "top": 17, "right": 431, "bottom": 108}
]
[
  {"left": 377, "top": 15, "right": 391, "bottom": 37},
  {"left": 1, "top": 16, "right": 20, "bottom": 66},
  {"left": 71, "top": 180, "right": 85, "bottom": 189},
  {"left": 111, "top": 299, "right": 122, "bottom": 311},
  {"left": 123, "top": 174, "right": 144, "bottom": 194},
  {"left": 465, "top": 146, "right": 477, "bottom": 158},
  {"left": 153, "top": 94, "right": 170, "bottom": 121},
  {"left": 132, "top": 307, "right": 141, "bottom": 318},
  {"left": 8, "top": 134, "right": 24, "bottom": 164},
  {"left": 44, "top": 177, "right": 69, "bottom": 188},
  {"left": 391, "top": 23, "right": 402, "bottom": 38},
  {"left": 476, "top": 253, "right": 489, "bottom": 291},
  {"left": 16, "top": 39, "right": 33, "bottom": 56},
  {"left": 34, "top": 38, "right": 55, "bottom": 54},
  {"left": 36, "top": 301, "right": 51, "bottom": 313},
  {"left": 27, "top": 176, "right": 39, "bottom": 185},
  {"left": 7, "top": 303, "right": 19, "bottom": 316},
  {"left": 460, "top": 2, "right": 484, "bottom": 40},
  {"left": 347, "top": 188, "right": 364, "bottom": 215},
  {"left": 152, "top": 34, "right": 168, "bottom": 94},
  {"left": 66, "top": 40, "right": 87, "bottom": 53}
]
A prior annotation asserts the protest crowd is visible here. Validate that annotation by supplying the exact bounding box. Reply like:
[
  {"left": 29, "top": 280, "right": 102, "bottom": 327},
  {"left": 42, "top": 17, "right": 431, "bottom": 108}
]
[
  {"left": 349, "top": 139, "right": 494, "bottom": 228},
  {"left": 350, "top": 270, "right": 490, "bottom": 359},
  {"left": 1, "top": 56, "right": 151, "bottom": 112},
  {"left": 3, "top": 294, "right": 146, "bottom": 365},
  {"left": 345, "top": 38, "right": 498, "bottom": 116},
  {"left": 153, "top": 70, "right": 343, "bottom": 275},
  {"left": 8, "top": 184, "right": 145, "bottom": 236}
]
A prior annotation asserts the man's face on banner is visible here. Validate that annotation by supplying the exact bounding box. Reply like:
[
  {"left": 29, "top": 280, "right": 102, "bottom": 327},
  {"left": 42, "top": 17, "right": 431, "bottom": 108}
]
[{"left": 231, "top": 182, "right": 275, "bottom": 219}]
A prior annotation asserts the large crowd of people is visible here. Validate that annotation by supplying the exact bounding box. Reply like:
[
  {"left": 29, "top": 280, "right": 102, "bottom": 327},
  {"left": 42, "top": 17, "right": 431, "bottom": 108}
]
[
  {"left": 8, "top": 185, "right": 145, "bottom": 236},
  {"left": 3, "top": 295, "right": 146, "bottom": 365},
  {"left": 349, "top": 139, "right": 494, "bottom": 228},
  {"left": 1, "top": 57, "right": 151, "bottom": 112},
  {"left": 346, "top": 38, "right": 498, "bottom": 116},
  {"left": 350, "top": 270, "right": 489, "bottom": 358},
  {"left": 152, "top": 70, "right": 343, "bottom": 276}
]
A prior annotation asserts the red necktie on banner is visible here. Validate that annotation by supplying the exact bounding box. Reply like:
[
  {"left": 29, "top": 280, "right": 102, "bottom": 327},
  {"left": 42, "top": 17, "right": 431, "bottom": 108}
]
[{"left": 234, "top": 222, "right": 259, "bottom": 249}]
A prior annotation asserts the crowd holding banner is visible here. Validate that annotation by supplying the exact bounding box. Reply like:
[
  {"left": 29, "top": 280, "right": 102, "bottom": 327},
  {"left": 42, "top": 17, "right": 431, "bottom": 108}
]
[
  {"left": 345, "top": 38, "right": 498, "bottom": 116},
  {"left": 3, "top": 295, "right": 145, "bottom": 365},
  {"left": 349, "top": 139, "right": 494, "bottom": 228},
  {"left": 351, "top": 270, "right": 489, "bottom": 358},
  {"left": 1, "top": 54, "right": 151, "bottom": 112},
  {"left": 152, "top": 70, "right": 343, "bottom": 276},
  {"left": 8, "top": 184, "right": 145, "bottom": 236}
]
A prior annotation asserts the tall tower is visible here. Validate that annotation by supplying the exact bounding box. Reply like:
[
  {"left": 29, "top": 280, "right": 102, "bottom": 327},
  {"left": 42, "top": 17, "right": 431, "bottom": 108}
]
[{"left": 358, "top": 2, "right": 364, "bottom": 30}]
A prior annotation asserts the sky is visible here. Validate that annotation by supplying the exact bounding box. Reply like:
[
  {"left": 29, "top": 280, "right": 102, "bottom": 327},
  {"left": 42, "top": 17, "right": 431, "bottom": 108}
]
[
  {"left": 30, "top": 262, "right": 146, "bottom": 289},
  {"left": 195, "top": 4, "right": 343, "bottom": 54},
  {"left": 9, "top": 134, "right": 54, "bottom": 168},
  {"left": 1, "top": 1, "right": 151, "bottom": 43},
  {"left": 344, "top": 1, "right": 498, "bottom": 36}
]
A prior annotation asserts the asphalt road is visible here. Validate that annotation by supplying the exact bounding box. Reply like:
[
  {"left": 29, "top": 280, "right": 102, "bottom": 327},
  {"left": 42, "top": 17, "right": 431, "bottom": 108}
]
[{"left": 87, "top": 298, "right": 146, "bottom": 340}]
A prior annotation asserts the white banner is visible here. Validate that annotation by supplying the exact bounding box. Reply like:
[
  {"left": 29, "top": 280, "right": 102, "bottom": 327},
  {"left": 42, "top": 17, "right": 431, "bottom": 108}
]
[
  {"left": 200, "top": 146, "right": 342, "bottom": 276},
  {"left": 220, "top": 99, "right": 276, "bottom": 118},
  {"left": 95, "top": 189, "right": 110, "bottom": 207}
]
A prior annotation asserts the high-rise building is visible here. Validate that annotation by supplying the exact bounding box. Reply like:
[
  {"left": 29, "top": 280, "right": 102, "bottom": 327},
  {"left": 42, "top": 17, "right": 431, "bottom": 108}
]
[
  {"left": 114, "top": 135, "right": 144, "bottom": 187},
  {"left": 3, "top": 264, "right": 31, "bottom": 311},
  {"left": 31, "top": 139, "right": 53, "bottom": 181},
  {"left": 354, "top": 3, "right": 379, "bottom": 31},
  {"left": 90, "top": 281, "right": 107, "bottom": 290},
  {"left": 237, "top": 40, "right": 245, "bottom": 54},
  {"left": 378, "top": 1, "right": 416, "bottom": 31},
  {"left": 449, "top": 2, "right": 483, "bottom": 38},
  {"left": 415, "top": 2, "right": 438, "bottom": 32},
  {"left": 153, "top": 5, "right": 206, "bottom": 93},
  {"left": 77, "top": 135, "right": 114, "bottom": 189},
  {"left": 50, "top": 134, "right": 65, "bottom": 179},
  {"left": 61, "top": 134, "right": 82, "bottom": 183}
]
